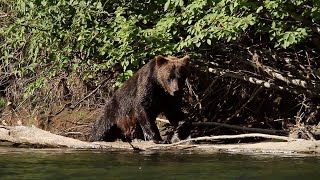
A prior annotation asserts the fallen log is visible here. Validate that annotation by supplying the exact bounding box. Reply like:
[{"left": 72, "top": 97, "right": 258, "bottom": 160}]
[
  {"left": 0, "top": 125, "right": 102, "bottom": 149},
  {"left": 192, "top": 122, "right": 289, "bottom": 135},
  {"left": 156, "top": 118, "right": 289, "bottom": 136},
  {"left": 1, "top": 125, "right": 320, "bottom": 155}
]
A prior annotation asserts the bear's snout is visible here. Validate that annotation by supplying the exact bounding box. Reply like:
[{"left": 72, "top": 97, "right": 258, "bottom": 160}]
[{"left": 168, "top": 81, "right": 180, "bottom": 96}]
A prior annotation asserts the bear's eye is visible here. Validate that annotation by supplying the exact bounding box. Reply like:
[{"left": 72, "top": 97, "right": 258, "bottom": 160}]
[{"left": 168, "top": 74, "right": 175, "bottom": 81}]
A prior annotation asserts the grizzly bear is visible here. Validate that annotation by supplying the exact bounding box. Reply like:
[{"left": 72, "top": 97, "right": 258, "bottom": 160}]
[{"left": 89, "top": 55, "right": 190, "bottom": 144}]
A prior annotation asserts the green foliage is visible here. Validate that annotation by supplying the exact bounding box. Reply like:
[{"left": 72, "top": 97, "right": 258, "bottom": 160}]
[
  {"left": 0, "top": 0, "right": 319, "bottom": 99},
  {"left": 264, "top": 0, "right": 311, "bottom": 48},
  {"left": 0, "top": 96, "right": 5, "bottom": 109}
]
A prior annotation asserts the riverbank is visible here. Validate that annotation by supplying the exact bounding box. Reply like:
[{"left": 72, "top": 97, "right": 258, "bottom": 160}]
[{"left": 1, "top": 125, "right": 319, "bottom": 155}]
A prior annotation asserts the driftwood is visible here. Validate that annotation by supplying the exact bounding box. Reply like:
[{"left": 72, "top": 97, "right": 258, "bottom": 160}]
[
  {"left": 156, "top": 118, "right": 288, "bottom": 135},
  {"left": 1, "top": 125, "right": 320, "bottom": 154},
  {"left": 192, "top": 122, "right": 289, "bottom": 135},
  {"left": 0, "top": 125, "right": 101, "bottom": 149}
]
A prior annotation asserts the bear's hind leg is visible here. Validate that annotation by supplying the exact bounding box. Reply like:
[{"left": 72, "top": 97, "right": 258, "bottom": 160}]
[{"left": 89, "top": 116, "right": 117, "bottom": 142}]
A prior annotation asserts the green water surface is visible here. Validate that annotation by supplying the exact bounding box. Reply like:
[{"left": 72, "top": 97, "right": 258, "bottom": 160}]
[{"left": 0, "top": 147, "right": 319, "bottom": 179}]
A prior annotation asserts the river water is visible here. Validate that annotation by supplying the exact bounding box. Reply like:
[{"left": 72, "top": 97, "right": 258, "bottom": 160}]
[{"left": 0, "top": 147, "right": 319, "bottom": 179}]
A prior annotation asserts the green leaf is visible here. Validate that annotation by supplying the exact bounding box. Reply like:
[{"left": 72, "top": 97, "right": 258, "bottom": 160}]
[
  {"left": 179, "top": 0, "right": 184, "bottom": 6},
  {"left": 289, "top": 34, "right": 295, "bottom": 43},
  {"left": 234, "top": 1, "right": 239, "bottom": 7},
  {"left": 79, "top": 44, "right": 84, "bottom": 51},
  {"left": 256, "top": 6, "right": 263, "bottom": 13},
  {"left": 227, "top": 36, "right": 232, "bottom": 42},
  {"left": 41, "top": 0, "right": 47, "bottom": 6},
  {"left": 97, "top": 2, "right": 102, "bottom": 9},
  {"left": 33, "top": 47, "right": 39, "bottom": 62},
  {"left": 207, "top": 39, "right": 211, "bottom": 45},
  {"left": 281, "top": 40, "right": 288, "bottom": 49},
  {"left": 29, "top": 2, "right": 34, "bottom": 9},
  {"left": 271, "top": 21, "right": 276, "bottom": 29},
  {"left": 164, "top": 0, "right": 170, "bottom": 11},
  {"left": 229, "top": 4, "right": 234, "bottom": 12}
]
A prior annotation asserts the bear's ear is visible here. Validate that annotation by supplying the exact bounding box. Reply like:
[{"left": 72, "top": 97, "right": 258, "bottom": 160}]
[
  {"left": 155, "top": 55, "right": 168, "bottom": 67},
  {"left": 179, "top": 55, "right": 190, "bottom": 65}
]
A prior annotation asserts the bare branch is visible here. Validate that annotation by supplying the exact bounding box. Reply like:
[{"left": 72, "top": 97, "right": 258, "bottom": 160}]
[
  {"left": 70, "top": 77, "right": 110, "bottom": 110},
  {"left": 192, "top": 122, "right": 288, "bottom": 136},
  {"left": 0, "top": 13, "right": 8, "bottom": 18},
  {"left": 225, "top": 86, "right": 264, "bottom": 123},
  {"left": 170, "top": 133, "right": 300, "bottom": 146},
  {"left": 248, "top": 53, "right": 320, "bottom": 90},
  {"left": 208, "top": 67, "right": 320, "bottom": 97}
]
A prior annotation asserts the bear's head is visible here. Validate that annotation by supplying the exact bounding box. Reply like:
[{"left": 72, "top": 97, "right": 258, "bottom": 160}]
[{"left": 155, "top": 55, "right": 190, "bottom": 96}]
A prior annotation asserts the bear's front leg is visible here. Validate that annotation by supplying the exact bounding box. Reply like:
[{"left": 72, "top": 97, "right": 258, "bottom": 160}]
[
  {"left": 163, "top": 101, "right": 191, "bottom": 143},
  {"left": 163, "top": 96, "right": 185, "bottom": 127},
  {"left": 137, "top": 111, "right": 168, "bottom": 144}
]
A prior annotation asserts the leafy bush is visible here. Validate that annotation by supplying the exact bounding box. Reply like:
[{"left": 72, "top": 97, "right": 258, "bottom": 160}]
[{"left": 0, "top": 0, "right": 319, "bottom": 106}]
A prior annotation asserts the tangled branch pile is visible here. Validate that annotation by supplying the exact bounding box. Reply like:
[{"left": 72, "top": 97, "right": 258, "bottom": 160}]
[{"left": 0, "top": 0, "right": 320, "bottom": 139}]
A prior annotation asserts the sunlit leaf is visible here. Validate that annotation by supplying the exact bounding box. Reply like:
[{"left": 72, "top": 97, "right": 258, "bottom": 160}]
[{"left": 164, "top": 0, "right": 170, "bottom": 11}]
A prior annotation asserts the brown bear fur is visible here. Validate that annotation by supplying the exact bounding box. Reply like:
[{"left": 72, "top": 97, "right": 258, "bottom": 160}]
[{"left": 89, "top": 55, "right": 190, "bottom": 144}]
